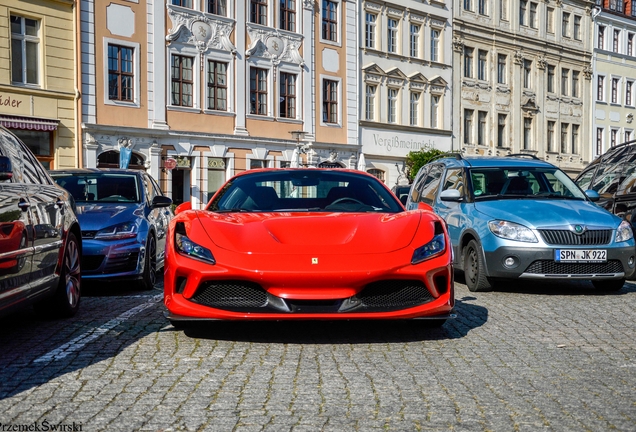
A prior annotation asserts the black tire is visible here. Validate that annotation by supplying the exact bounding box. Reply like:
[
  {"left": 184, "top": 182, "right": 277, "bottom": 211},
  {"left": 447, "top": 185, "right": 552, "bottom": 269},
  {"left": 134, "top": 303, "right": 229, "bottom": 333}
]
[
  {"left": 140, "top": 234, "right": 157, "bottom": 290},
  {"left": 592, "top": 278, "right": 625, "bottom": 292},
  {"left": 463, "top": 239, "right": 492, "bottom": 292},
  {"left": 35, "top": 232, "right": 81, "bottom": 318}
]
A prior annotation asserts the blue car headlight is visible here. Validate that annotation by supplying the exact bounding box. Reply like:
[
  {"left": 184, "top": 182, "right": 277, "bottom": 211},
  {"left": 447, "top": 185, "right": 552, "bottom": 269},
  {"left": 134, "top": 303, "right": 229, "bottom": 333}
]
[
  {"left": 175, "top": 233, "right": 216, "bottom": 264},
  {"left": 488, "top": 220, "right": 538, "bottom": 243},
  {"left": 412, "top": 233, "right": 446, "bottom": 264},
  {"left": 616, "top": 220, "right": 634, "bottom": 243},
  {"left": 94, "top": 221, "right": 138, "bottom": 240}
]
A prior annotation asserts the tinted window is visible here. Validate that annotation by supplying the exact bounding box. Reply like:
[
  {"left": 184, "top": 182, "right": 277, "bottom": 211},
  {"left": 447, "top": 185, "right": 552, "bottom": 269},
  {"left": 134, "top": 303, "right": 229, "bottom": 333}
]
[
  {"left": 575, "top": 168, "right": 596, "bottom": 191},
  {"left": 52, "top": 173, "right": 141, "bottom": 203},
  {"left": 417, "top": 164, "right": 444, "bottom": 204},
  {"left": 590, "top": 163, "right": 624, "bottom": 196}
]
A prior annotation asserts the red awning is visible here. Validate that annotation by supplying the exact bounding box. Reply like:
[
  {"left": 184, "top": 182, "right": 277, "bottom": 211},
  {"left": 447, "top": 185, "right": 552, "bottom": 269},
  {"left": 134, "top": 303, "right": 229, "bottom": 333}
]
[{"left": 0, "top": 115, "right": 59, "bottom": 131}]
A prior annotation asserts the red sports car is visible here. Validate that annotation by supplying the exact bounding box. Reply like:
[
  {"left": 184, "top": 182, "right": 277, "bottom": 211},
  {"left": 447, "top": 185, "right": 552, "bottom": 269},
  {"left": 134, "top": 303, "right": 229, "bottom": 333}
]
[{"left": 164, "top": 169, "right": 454, "bottom": 326}]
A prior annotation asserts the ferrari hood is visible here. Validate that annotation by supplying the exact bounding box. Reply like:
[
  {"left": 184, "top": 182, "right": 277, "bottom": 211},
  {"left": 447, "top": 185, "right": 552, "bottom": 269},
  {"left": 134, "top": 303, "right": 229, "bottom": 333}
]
[
  {"left": 74, "top": 203, "right": 141, "bottom": 230},
  {"left": 193, "top": 211, "right": 423, "bottom": 254},
  {"left": 474, "top": 199, "right": 621, "bottom": 229}
]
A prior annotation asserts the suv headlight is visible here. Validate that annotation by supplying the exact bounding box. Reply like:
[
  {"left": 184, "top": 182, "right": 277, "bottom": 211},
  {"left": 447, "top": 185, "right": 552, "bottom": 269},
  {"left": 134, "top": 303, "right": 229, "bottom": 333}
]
[
  {"left": 175, "top": 233, "right": 216, "bottom": 264},
  {"left": 94, "top": 221, "right": 138, "bottom": 240},
  {"left": 412, "top": 233, "right": 446, "bottom": 264},
  {"left": 616, "top": 220, "right": 634, "bottom": 243},
  {"left": 488, "top": 220, "right": 538, "bottom": 243}
]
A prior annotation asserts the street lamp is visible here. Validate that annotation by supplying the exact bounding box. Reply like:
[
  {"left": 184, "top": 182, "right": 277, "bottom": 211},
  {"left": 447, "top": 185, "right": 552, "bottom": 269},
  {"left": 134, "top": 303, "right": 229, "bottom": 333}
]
[{"left": 290, "top": 130, "right": 307, "bottom": 167}]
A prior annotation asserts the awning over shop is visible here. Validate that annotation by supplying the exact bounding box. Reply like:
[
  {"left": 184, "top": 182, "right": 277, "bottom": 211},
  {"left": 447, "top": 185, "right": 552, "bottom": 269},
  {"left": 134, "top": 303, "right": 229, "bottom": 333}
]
[{"left": 0, "top": 115, "right": 59, "bottom": 131}]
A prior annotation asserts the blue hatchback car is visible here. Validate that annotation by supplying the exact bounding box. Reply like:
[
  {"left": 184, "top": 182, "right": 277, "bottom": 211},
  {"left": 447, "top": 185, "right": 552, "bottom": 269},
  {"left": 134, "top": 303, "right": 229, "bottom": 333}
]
[
  {"left": 51, "top": 169, "right": 173, "bottom": 290},
  {"left": 406, "top": 155, "right": 636, "bottom": 292}
]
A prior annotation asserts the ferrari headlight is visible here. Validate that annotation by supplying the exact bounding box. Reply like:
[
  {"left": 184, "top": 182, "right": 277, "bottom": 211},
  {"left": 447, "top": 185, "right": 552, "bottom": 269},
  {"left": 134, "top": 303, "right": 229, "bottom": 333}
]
[
  {"left": 412, "top": 233, "right": 446, "bottom": 264},
  {"left": 175, "top": 233, "right": 216, "bottom": 264},
  {"left": 488, "top": 220, "right": 538, "bottom": 243},
  {"left": 94, "top": 221, "right": 138, "bottom": 240},
  {"left": 615, "top": 220, "right": 634, "bottom": 243}
]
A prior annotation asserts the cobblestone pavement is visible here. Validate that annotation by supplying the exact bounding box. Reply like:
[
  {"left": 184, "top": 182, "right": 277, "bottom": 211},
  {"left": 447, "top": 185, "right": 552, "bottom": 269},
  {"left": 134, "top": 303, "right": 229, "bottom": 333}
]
[{"left": 1, "top": 277, "right": 635, "bottom": 431}]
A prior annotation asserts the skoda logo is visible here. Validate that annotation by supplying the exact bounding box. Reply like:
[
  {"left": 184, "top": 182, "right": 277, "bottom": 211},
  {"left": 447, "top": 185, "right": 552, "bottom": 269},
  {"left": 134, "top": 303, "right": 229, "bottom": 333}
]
[{"left": 574, "top": 225, "right": 584, "bottom": 234}]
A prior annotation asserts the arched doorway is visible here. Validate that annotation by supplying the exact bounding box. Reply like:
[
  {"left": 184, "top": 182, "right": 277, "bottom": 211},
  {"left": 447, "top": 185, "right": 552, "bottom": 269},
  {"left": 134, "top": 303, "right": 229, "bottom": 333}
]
[{"left": 97, "top": 150, "right": 146, "bottom": 170}]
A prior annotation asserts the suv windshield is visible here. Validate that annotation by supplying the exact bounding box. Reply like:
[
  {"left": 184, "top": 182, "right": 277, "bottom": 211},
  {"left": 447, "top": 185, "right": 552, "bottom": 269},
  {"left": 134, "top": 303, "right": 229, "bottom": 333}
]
[
  {"left": 52, "top": 173, "right": 141, "bottom": 203},
  {"left": 470, "top": 167, "right": 586, "bottom": 200}
]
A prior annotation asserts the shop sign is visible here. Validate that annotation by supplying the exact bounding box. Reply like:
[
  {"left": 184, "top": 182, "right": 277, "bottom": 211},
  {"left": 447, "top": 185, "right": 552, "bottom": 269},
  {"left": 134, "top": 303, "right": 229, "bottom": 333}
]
[
  {"left": 0, "top": 93, "right": 28, "bottom": 114},
  {"left": 208, "top": 158, "right": 225, "bottom": 169},
  {"left": 176, "top": 156, "right": 191, "bottom": 168},
  {"left": 164, "top": 158, "right": 177, "bottom": 170}
]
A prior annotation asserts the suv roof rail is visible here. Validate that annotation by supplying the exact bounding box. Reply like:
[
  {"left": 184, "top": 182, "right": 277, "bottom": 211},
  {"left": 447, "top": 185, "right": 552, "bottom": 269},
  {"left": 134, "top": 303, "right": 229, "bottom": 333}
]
[
  {"left": 429, "top": 151, "right": 463, "bottom": 162},
  {"left": 506, "top": 153, "right": 541, "bottom": 160}
]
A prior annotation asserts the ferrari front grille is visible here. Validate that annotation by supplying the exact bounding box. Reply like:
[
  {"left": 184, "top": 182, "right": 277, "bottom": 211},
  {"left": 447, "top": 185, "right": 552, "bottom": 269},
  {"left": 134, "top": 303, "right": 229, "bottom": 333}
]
[
  {"left": 525, "top": 260, "right": 624, "bottom": 275},
  {"left": 191, "top": 281, "right": 268, "bottom": 308},
  {"left": 538, "top": 229, "right": 612, "bottom": 245},
  {"left": 357, "top": 280, "right": 434, "bottom": 309}
]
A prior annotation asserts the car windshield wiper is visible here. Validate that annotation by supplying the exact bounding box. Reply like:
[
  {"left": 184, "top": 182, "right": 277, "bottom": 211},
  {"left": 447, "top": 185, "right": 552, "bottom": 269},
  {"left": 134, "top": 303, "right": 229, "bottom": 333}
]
[
  {"left": 474, "top": 194, "right": 532, "bottom": 200},
  {"left": 270, "top": 207, "right": 323, "bottom": 212},
  {"left": 534, "top": 193, "right": 584, "bottom": 200},
  {"left": 213, "top": 208, "right": 251, "bottom": 213}
]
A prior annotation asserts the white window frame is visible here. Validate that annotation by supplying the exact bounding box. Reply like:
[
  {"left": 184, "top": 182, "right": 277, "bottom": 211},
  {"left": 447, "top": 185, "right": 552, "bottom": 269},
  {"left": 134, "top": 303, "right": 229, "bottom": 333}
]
[
  {"left": 410, "top": 23, "right": 421, "bottom": 58},
  {"left": 365, "top": 83, "right": 376, "bottom": 121},
  {"left": 204, "top": 51, "right": 235, "bottom": 115},
  {"left": 430, "top": 94, "right": 440, "bottom": 128},
  {"left": 626, "top": 80, "right": 634, "bottom": 106},
  {"left": 246, "top": 59, "right": 274, "bottom": 119},
  {"left": 320, "top": 0, "right": 341, "bottom": 46},
  {"left": 387, "top": 87, "right": 399, "bottom": 124},
  {"left": 167, "top": 48, "right": 200, "bottom": 112},
  {"left": 597, "top": 75, "right": 606, "bottom": 102},
  {"left": 409, "top": 91, "right": 421, "bottom": 126},
  {"left": 430, "top": 28, "right": 441, "bottom": 62},
  {"left": 365, "top": 12, "right": 377, "bottom": 49},
  {"left": 10, "top": 14, "right": 41, "bottom": 86},
  {"left": 319, "top": 74, "right": 342, "bottom": 127},
  {"left": 387, "top": 18, "right": 399, "bottom": 54},
  {"left": 104, "top": 38, "right": 141, "bottom": 107}
]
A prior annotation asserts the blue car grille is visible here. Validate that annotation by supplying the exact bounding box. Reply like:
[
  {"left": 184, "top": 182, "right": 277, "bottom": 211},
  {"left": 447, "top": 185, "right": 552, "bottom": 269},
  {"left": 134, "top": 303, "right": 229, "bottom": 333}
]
[
  {"left": 525, "top": 260, "right": 624, "bottom": 275},
  {"left": 538, "top": 229, "right": 612, "bottom": 245},
  {"left": 104, "top": 252, "right": 139, "bottom": 273},
  {"left": 82, "top": 255, "right": 104, "bottom": 271}
]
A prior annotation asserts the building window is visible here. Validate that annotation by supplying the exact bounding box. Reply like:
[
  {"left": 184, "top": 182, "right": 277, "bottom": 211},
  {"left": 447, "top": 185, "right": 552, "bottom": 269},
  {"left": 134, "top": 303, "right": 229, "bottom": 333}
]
[
  {"left": 520, "top": 0, "right": 527, "bottom": 26},
  {"left": 279, "top": 72, "right": 296, "bottom": 118},
  {"left": 478, "top": 0, "right": 487, "bottom": 15},
  {"left": 464, "top": 109, "right": 474, "bottom": 144},
  {"left": 322, "top": 0, "right": 338, "bottom": 42},
  {"left": 546, "top": 8, "right": 554, "bottom": 33},
  {"left": 571, "top": 124, "right": 579, "bottom": 154},
  {"left": 478, "top": 50, "right": 487, "bottom": 81},
  {"left": 431, "top": 95, "right": 440, "bottom": 128},
  {"left": 207, "top": 60, "right": 227, "bottom": 111},
  {"left": 250, "top": 0, "right": 267, "bottom": 25},
  {"left": 10, "top": 15, "right": 40, "bottom": 85},
  {"left": 627, "top": 81, "right": 633, "bottom": 106},
  {"left": 611, "top": 129, "right": 618, "bottom": 147},
  {"left": 497, "top": 54, "right": 506, "bottom": 84},
  {"left": 612, "top": 78, "right": 619, "bottom": 103},
  {"left": 547, "top": 121, "right": 555, "bottom": 152},
  {"left": 367, "top": 169, "right": 385, "bottom": 182},
  {"left": 573, "top": 15, "right": 581, "bottom": 40},
  {"left": 365, "top": 84, "right": 376, "bottom": 120},
  {"left": 410, "top": 92, "right": 420, "bottom": 126},
  {"left": 208, "top": 0, "right": 227, "bottom": 16},
  {"left": 547, "top": 65, "right": 555, "bottom": 93},
  {"left": 207, "top": 158, "right": 227, "bottom": 197},
  {"left": 598, "top": 26, "right": 605, "bottom": 49},
  {"left": 478, "top": 111, "right": 487, "bottom": 145},
  {"left": 431, "top": 29, "right": 440, "bottom": 62},
  {"left": 572, "top": 71, "right": 580, "bottom": 98},
  {"left": 171, "top": 55, "right": 193, "bottom": 107},
  {"left": 561, "top": 123, "right": 569, "bottom": 153},
  {"left": 561, "top": 68, "right": 569, "bottom": 96},
  {"left": 562, "top": 12, "right": 570, "bottom": 37},
  {"left": 523, "top": 59, "right": 532, "bottom": 89},
  {"left": 529, "top": 2, "right": 537, "bottom": 28},
  {"left": 633, "top": 0, "right": 636, "bottom": 17},
  {"left": 464, "top": 0, "right": 472, "bottom": 11},
  {"left": 280, "top": 0, "right": 296, "bottom": 31},
  {"left": 410, "top": 24, "right": 420, "bottom": 57},
  {"left": 629, "top": 33, "right": 634, "bottom": 56},
  {"left": 250, "top": 67, "right": 268, "bottom": 115},
  {"left": 388, "top": 19, "right": 398, "bottom": 53},
  {"left": 172, "top": 0, "right": 192, "bottom": 7},
  {"left": 523, "top": 117, "right": 532, "bottom": 150},
  {"left": 596, "top": 127, "right": 603, "bottom": 154},
  {"left": 108, "top": 44, "right": 133, "bottom": 102},
  {"left": 497, "top": 114, "right": 507, "bottom": 147},
  {"left": 597, "top": 76, "right": 605, "bottom": 101},
  {"left": 365, "top": 13, "right": 376, "bottom": 49},
  {"left": 388, "top": 88, "right": 398, "bottom": 123},
  {"left": 464, "top": 47, "right": 474, "bottom": 78},
  {"left": 613, "top": 29, "right": 620, "bottom": 53},
  {"left": 323, "top": 79, "right": 338, "bottom": 123}
]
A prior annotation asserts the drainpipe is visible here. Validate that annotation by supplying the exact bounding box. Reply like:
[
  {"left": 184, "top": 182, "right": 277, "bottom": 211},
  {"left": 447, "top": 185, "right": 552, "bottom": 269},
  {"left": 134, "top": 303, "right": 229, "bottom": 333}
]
[
  {"left": 591, "top": 6, "right": 601, "bottom": 160},
  {"left": 73, "top": 0, "right": 82, "bottom": 168}
]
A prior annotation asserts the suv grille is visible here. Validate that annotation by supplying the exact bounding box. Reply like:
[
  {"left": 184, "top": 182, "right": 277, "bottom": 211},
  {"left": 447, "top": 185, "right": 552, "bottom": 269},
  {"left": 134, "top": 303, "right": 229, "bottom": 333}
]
[
  {"left": 525, "top": 260, "right": 624, "bottom": 275},
  {"left": 539, "top": 229, "right": 612, "bottom": 245}
]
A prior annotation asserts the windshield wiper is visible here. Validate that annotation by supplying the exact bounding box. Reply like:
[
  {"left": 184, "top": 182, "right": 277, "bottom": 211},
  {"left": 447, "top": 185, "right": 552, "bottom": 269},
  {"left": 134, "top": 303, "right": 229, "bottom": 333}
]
[
  {"left": 213, "top": 208, "right": 251, "bottom": 213},
  {"left": 270, "top": 207, "right": 323, "bottom": 212},
  {"left": 534, "top": 193, "right": 583, "bottom": 200}
]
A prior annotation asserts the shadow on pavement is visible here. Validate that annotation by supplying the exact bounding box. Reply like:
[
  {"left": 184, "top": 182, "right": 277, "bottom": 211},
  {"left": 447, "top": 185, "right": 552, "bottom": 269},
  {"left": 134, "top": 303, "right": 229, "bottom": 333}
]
[
  {"left": 489, "top": 279, "right": 636, "bottom": 296},
  {"left": 178, "top": 296, "right": 488, "bottom": 343}
]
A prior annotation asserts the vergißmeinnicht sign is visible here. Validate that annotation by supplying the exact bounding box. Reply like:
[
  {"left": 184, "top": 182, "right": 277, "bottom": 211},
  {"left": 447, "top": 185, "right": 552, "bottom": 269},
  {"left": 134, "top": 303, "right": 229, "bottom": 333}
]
[
  {"left": 360, "top": 129, "right": 452, "bottom": 157},
  {"left": 372, "top": 134, "right": 436, "bottom": 152}
]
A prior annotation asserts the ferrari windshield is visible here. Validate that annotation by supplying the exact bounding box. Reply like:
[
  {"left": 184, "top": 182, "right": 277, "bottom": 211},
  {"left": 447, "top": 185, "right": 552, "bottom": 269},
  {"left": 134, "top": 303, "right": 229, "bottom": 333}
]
[
  {"left": 52, "top": 173, "right": 141, "bottom": 203},
  {"left": 208, "top": 170, "right": 403, "bottom": 213},
  {"left": 470, "top": 167, "right": 587, "bottom": 200}
]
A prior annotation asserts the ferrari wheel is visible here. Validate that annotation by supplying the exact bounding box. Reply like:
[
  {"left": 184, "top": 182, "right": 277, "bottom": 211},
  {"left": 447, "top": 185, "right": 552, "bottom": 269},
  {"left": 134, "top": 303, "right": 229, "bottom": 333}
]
[
  {"left": 140, "top": 234, "right": 157, "bottom": 291},
  {"left": 463, "top": 240, "right": 492, "bottom": 292},
  {"left": 35, "top": 232, "right": 81, "bottom": 318},
  {"left": 592, "top": 278, "right": 625, "bottom": 292}
]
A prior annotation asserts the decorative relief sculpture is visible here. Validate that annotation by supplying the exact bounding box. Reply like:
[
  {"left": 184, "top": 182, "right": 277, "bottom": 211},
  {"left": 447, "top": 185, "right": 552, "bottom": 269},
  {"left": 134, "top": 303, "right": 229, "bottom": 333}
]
[
  {"left": 166, "top": 6, "right": 237, "bottom": 54},
  {"left": 246, "top": 24, "right": 305, "bottom": 66}
]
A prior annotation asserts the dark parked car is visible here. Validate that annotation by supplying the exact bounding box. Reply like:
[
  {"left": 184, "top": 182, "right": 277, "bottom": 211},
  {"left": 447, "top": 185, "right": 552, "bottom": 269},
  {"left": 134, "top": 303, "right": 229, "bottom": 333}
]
[
  {"left": 0, "top": 126, "right": 82, "bottom": 318},
  {"left": 391, "top": 184, "right": 411, "bottom": 206},
  {"left": 50, "top": 169, "right": 173, "bottom": 289},
  {"left": 575, "top": 140, "right": 636, "bottom": 231}
]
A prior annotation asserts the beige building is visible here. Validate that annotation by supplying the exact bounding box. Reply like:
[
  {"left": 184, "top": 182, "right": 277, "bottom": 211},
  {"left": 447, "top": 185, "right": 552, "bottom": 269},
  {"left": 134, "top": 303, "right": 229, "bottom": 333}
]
[
  {"left": 591, "top": 1, "right": 636, "bottom": 157},
  {"left": 453, "top": 0, "right": 594, "bottom": 176},
  {"left": 0, "top": 0, "right": 78, "bottom": 169},
  {"left": 80, "top": 0, "right": 358, "bottom": 208}
]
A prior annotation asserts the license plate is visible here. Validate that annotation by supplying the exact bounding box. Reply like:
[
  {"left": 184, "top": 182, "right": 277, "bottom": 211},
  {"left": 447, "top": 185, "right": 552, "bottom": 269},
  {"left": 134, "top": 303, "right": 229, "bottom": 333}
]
[{"left": 555, "top": 249, "right": 607, "bottom": 262}]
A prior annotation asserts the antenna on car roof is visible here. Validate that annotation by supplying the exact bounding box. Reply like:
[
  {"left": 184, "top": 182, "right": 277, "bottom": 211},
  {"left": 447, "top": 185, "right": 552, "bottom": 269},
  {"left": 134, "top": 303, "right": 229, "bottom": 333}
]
[{"left": 506, "top": 153, "right": 540, "bottom": 160}]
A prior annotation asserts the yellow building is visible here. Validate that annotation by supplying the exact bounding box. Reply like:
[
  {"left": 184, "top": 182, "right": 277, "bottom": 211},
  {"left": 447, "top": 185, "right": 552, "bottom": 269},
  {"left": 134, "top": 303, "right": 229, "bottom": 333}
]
[{"left": 0, "top": 0, "right": 78, "bottom": 169}]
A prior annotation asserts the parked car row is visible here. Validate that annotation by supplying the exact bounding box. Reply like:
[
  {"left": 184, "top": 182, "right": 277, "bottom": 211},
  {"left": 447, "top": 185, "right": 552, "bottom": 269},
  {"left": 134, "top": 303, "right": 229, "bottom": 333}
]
[{"left": 0, "top": 126, "right": 173, "bottom": 319}]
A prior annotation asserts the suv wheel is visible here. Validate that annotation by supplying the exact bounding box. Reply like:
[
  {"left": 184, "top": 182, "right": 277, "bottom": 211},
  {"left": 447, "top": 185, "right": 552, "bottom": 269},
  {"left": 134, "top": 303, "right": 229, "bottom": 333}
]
[{"left": 463, "top": 240, "right": 493, "bottom": 292}]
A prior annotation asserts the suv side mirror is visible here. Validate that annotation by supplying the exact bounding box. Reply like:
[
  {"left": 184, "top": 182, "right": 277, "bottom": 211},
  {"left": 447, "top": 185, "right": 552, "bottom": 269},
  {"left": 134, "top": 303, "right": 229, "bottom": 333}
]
[
  {"left": 585, "top": 190, "right": 600, "bottom": 202},
  {"left": 0, "top": 156, "right": 13, "bottom": 181},
  {"left": 152, "top": 195, "right": 173, "bottom": 208},
  {"left": 440, "top": 189, "right": 461, "bottom": 202}
]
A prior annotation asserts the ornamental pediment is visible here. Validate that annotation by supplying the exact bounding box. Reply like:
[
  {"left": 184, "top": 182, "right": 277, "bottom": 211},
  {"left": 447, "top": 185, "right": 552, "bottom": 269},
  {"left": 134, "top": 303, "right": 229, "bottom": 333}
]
[
  {"left": 246, "top": 24, "right": 305, "bottom": 66},
  {"left": 362, "top": 63, "right": 386, "bottom": 75},
  {"left": 166, "top": 4, "right": 236, "bottom": 53}
]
